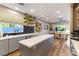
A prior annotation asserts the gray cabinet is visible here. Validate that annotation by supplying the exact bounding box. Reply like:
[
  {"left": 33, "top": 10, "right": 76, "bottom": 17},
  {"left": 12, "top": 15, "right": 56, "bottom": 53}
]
[
  {"left": 0, "top": 35, "right": 34, "bottom": 55},
  {"left": 9, "top": 38, "right": 19, "bottom": 52},
  {"left": 0, "top": 39, "right": 8, "bottom": 55},
  {"left": 9, "top": 37, "right": 25, "bottom": 53}
]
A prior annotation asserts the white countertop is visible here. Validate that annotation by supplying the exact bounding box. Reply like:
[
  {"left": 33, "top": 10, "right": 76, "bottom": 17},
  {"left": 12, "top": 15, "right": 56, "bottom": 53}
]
[
  {"left": 19, "top": 34, "right": 54, "bottom": 48},
  {"left": 0, "top": 33, "right": 38, "bottom": 40},
  {"left": 71, "top": 40, "right": 79, "bottom": 55}
]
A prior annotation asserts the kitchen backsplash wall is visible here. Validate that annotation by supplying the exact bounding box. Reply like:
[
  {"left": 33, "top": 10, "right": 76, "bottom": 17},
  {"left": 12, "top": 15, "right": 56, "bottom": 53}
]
[{"left": 0, "top": 22, "right": 23, "bottom": 33}]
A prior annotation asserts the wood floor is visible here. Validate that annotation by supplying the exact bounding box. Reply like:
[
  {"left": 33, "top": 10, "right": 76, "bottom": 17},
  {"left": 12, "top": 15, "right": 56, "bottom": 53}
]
[
  {"left": 8, "top": 39, "right": 70, "bottom": 56},
  {"left": 48, "top": 39, "right": 70, "bottom": 56}
]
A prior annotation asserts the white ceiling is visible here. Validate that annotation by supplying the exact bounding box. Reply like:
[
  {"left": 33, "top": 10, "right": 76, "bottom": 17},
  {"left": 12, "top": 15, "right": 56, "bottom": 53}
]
[{"left": 0, "top": 3, "right": 70, "bottom": 23}]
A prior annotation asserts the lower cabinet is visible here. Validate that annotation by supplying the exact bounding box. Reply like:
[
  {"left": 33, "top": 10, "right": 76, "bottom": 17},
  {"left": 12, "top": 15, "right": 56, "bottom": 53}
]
[
  {"left": 0, "top": 36, "right": 35, "bottom": 56},
  {"left": 9, "top": 38, "right": 20, "bottom": 52},
  {"left": 9, "top": 37, "right": 25, "bottom": 53},
  {"left": 0, "top": 37, "right": 25, "bottom": 55},
  {"left": 0, "top": 39, "right": 8, "bottom": 55}
]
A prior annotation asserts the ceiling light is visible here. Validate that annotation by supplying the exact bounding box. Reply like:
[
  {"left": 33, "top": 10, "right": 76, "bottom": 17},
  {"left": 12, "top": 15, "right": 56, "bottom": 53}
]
[
  {"left": 46, "top": 18, "right": 48, "bottom": 20},
  {"left": 15, "top": 7, "right": 18, "bottom": 10},
  {"left": 40, "top": 14, "right": 44, "bottom": 18},
  {"left": 56, "top": 10, "right": 60, "bottom": 14},
  {"left": 30, "top": 9, "right": 34, "bottom": 12}
]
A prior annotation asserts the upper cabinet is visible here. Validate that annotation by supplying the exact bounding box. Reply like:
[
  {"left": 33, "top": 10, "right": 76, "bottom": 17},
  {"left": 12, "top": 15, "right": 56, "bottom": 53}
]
[{"left": 0, "top": 5, "right": 24, "bottom": 24}]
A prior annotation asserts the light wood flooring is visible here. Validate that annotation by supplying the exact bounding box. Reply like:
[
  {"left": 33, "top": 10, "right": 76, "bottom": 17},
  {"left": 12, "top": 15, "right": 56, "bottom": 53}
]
[{"left": 8, "top": 39, "right": 70, "bottom": 56}]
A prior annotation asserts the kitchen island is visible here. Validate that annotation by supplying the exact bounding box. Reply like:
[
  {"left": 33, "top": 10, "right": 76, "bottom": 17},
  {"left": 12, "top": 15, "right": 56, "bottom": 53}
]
[{"left": 19, "top": 34, "right": 54, "bottom": 56}]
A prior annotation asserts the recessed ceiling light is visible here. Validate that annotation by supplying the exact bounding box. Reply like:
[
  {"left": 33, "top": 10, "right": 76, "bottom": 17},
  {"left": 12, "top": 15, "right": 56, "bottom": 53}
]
[
  {"left": 56, "top": 10, "right": 60, "bottom": 14},
  {"left": 30, "top": 9, "right": 34, "bottom": 12},
  {"left": 40, "top": 14, "right": 44, "bottom": 18},
  {"left": 15, "top": 7, "right": 18, "bottom": 10},
  {"left": 46, "top": 18, "right": 48, "bottom": 20}
]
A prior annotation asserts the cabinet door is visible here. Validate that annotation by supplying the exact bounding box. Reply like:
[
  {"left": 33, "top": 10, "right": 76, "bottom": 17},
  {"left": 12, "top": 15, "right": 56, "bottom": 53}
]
[
  {"left": 47, "top": 37, "right": 54, "bottom": 49},
  {"left": 9, "top": 37, "right": 25, "bottom": 53},
  {"left": 0, "top": 39, "right": 8, "bottom": 55},
  {"left": 9, "top": 38, "right": 19, "bottom": 52}
]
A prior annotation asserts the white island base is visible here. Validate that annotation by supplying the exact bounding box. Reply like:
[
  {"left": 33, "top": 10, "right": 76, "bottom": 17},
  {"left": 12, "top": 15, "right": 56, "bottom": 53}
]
[{"left": 19, "top": 34, "right": 54, "bottom": 56}]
